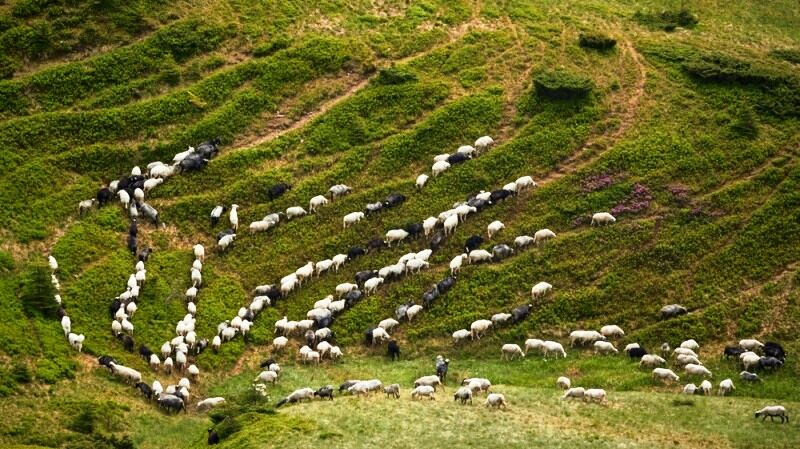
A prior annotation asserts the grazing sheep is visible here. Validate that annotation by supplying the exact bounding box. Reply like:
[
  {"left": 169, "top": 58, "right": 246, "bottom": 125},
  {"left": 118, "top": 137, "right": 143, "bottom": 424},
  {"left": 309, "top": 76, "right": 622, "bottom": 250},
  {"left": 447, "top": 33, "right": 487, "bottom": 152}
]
[
  {"left": 443, "top": 214, "right": 459, "bottom": 236},
  {"left": 594, "top": 341, "right": 619, "bottom": 355},
  {"left": 470, "top": 319, "right": 493, "bottom": 340},
  {"left": 720, "top": 379, "right": 736, "bottom": 396},
  {"left": 680, "top": 339, "right": 700, "bottom": 351},
  {"left": 515, "top": 176, "right": 536, "bottom": 191},
  {"left": 542, "top": 341, "right": 567, "bottom": 358},
  {"left": 78, "top": 199, "right": 97, "bottom": 215},
  {"left": 193, "top": 244, "right": 205, "bottom": 262},
  {"left": 335, "top": 283, "right": 358, "bottom": 298},
  {"left": 740, "top": 371, "right": 761, "bottom": 382},
  {"left": 454, "top": 387, "right": 473, "bottom": 405},
  {"left": 415, "top": 375, "right": 444, "bottom": 391},
  {"left": 652, "top": 368, "right": 680, "bottom": 383},
  {"left": 108, "top": 362, "right": 142, "bottom": 384},
  {"left": 556, "top": 377, "right": 571, "bottom": 390},
  {"left": 487, "top": 221, "right": 504, "bottom": 238},
  {"left": 370, "top": 327, "right": 391, "bottom": 345},
  {"left": 674, "top": 347, "right": 699, "bottom": 358},
  {"left": 591, "top": 212, "right": 616, "bottom": 226},
  {"left": 683, "top": 383, "right": 698, "bottom": 395},
  {"left": 754, "top": 406, "right": 788, "bottom": 423},
  {"left": 569, "top": 330, "right": 605, "bottom": 347},
  {"left": 484, "top": 393, "right": 507, "bottom": 408},
  {"left": 491, "top": 313, "right": 513, "bottom": 326},
  {"left": 68, "top": 333, "right": 85, "bottom": 352},
  {"left": 309, "top": 195, "right": 329, "bottom": 212},
  {"left": 412, "top": 385, "right": 436, "bottom": 400},
  {"left": 740, "top": 352, "right": 761, "bottom": 371},
  {"left": 452, "top": 329, "right": 471, "bottom": 344},
  {"left": 474, "top": 136, "right": 495, "bottom": 153},
  {"left": 385, "top": 229, "right": 410, "bottom": 247},
  {"left": 468, "top": 249, "right": 493, "bottom": 264},
  {"left": 562, "top": 387, "right": 585, "bottom": 400},
  {"left": 348, "top": 380, "right": 383, "bottom": 396},
  {"left": 676, "top": 354, "right": 702, "bottom": 366},
  {"left": 286, "top": 206, "right": 307, "bottom": 219},
  {"left": 423, "top": 216, "right": 439, "bottom": 237},
  {"left": 432, "top": 160, "right": 450, "bottom": 176},
  {"left": 197, "top": 397, "right": 225, "bottom": 411},
  {"left": 406, "top": 304, "right": 423, "bottom": 321},
  {"left": 514, "top": 235, "right": 535, "bottom": 248},
  {"left": 684, "top": 364, "right": 712, "bottom": 378},
  {"left": 600, "top": 325, "right": 625, "bottom": 339},
  {"left": 584, "top": 389, "right": 607, "bottom": 403},
  {"left": 501, "top": 344, "right": 525, "bottom": 360},
  {"left": 61, "top": 316, "right": 71, "bottom": 337},
  {"left": 277, "top": 388, "right": 315, "bottom": 407},
  {"left": 739, "top": 339, "right": 765, "bottom": 351},
  {"left": 660, "top": 304, "right": 688, "bottom": 319},
  {"left": 416, "top": 174, "right": 429, "bottom": 189},
  {"left": 533, "top": 228, "right": 556, "bottom": 244},
  {"left": 525, "top": 339, "right": 545, "bottom": 354},
  {"left": 531, "top": 282, "right": 553, "bottom": 299},
  {"left": 378, "top": 318, "right": 399, "bottom": 331},
  {"left": 343, "top": 212, "right": 364, "bottom": 229}
]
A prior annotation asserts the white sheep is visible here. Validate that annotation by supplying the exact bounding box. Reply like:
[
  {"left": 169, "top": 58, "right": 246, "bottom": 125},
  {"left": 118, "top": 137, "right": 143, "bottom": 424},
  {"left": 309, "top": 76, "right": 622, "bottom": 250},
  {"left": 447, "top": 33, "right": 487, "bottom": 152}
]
[
  {"left": 378, "top": 318, "right": 399, "bottom": 331},
  {"left": 193, "top": 244, "right": 205, "bottom": 262},
  {"left": 335, "top": 282, "right": 358, "bottom": 298},
  {"left": 126, "top": 301, "right": 138, "bottom": 318},
  {"left": 78, "top": 199, "right": 97, "bottom": 215},
  {"left": 754, "top": 405, "right": 788, "bottom": 423},
  {"left": 468, "top": 249, "right": 492, "bottom": 264},
  {"left": 640, "top": 354, "right": 667, "bottom": 368},
  {"left": 673, "top": 347, "right": 699, "bottom": 358},
  {"left": 525, "top": 339, "right": 544, "bottom": 354},
  {"left": 591, "top": 212, "right": 616, "bottom": 226},
  {"left": 411, "top": 385, "right": 436, "bottom": 400},
  {"left": 470, "top": 319, "right": 493, "bottom": 339},
  {"left": 533, "top": 228, "right": 556, "bottom": 244},
  {"left": 487, "top": 220, "right": 504, "bottom": 238},
  {"left": 314, "top": 259, "right": 333, "bottom": 277},
  {"left": 501, "top": 343, "right": 525, "bottom": 360},
  {"left": 385, "top": 229, "right": 409, "bottom": 247},
  {"left": 450, "top": 253, "right": 467, "bottom": 275},
  {"left": 406, "top": 304, "right": 423, "bottom": 321},
  {"left": 463, "top": 378, "right": 492, "bottom": 395},
  {"left": 484, "top": 393, "right": 507, "bottom": 408},
  {"left": 197, "top": 397, "right": 225, "bottom": 411},
  {"left": 48, "top": 255, "right": 58, "bottom": 272},
  {"left": 502, "top": 182, "right": 517, "bottom": 193},
  {"left": 717, "top": 379, "right": 736, "bottom": 396},
  {"left": 556, "top": 376, "right": 571, "bottom": 390},
  {"left": 474, "top": 136, "right": 495, "bottom": 153},
  {"left": 191, "top": 268, "right": 202, "bottom": 287},
  {"left": 370, "top": 327, "right": 391, "bottom": 345},
  {"left": 452, "top": 329, "right": 471, "bottom": 343},
  {"left": 149, "top": 354, "right": 160, "bottom": 370},
  {"left": 684, "top": 364, "right": 712, "bottom": 378},
  {"left": 286, "top": 206, "right": 307, "bottom": 219},
  {"left": 594, "top": 341, "right": 619, "bottom": 355},
  {"left": 455, "top": 204, "right": 477, "bottom": 222},
  {"left": 680, "top": 339, "right": 700, "bottom": 351},
  {"left": 405, "top": 259, "right": 429, "bottom": 274},
  {"left": 329, "top": 346, "right": 343, "bottom": 361},
  {"left": 423, "top": 216, "right": 438, "bottom": 237},
  {"left": 249, "top": 220, "right": 274, "bottom": 233},
  {"left": 295, "top": 261, "right": 314, "bottom": 284},
  {"left": 652, "top": 368, "right": 680, "bottom": 383},
  {"left": 432, "top": 160, "right": 451, "bottom": 176},
  {"left": 309, "top": 195, "right": 329, "bottom": 212},
  {"left": 739, "top": 339, "right": 764, "bottom": 351},
  {"left": 118, "top": 190, "right": 130, "bottom": 209},
  {"left": 327, "top": 299, "right": 345, "bottom": 314},
  {"left": 562, "top": 387, "right": 585, "bottom": 400},
  {"left": 272, "top": 336, "right": 288, "bottom": 352},
  {"left": 343, "top": 212, "right": 365, "bottom": 228},
  {"left": 531, "top": 281, "right": 553, "bottom": 298},
  {"left": 676, "top": 354, "right": 702, "bottom": 366},
  {"left": 68, "top": 333, "right": 85, "bottom": 352},
  {"left": 185, "top": 286, "right": 198, "bottom": 301},
  {"left": 491, "top": 313, "right": 512, "bottom": 325},
  {"left": 699, "top": 380, "right": 712, "bottom": 395},
  {"left": 683, "top": 383, "right": 698, "bottom": 395},
  {"left": 328, "top": 184, "right": 352, "bottom": 199},
  {"left": 600, "top": 325, "right": 625, "bottom": 338},
  {"left": 255, "top": 370, "right": 278, "bottom": 384},
  {"left": 143, "top": 178, "right": 163, "bottom": 194},
  {"left": 457, "top": 145, "right": 476, "bottom": 156},
  {"left": 61, "top": 316, "right": 71, "bottom": 337},
  {"left": 108, "top": 362, "right": 142, "bottom": 384},
  {"left": 584, "top": 389, "right": 607, "bottom": 403},
  {"left": 514, "top": 176, "right": 536, "bottom": 191},
  {"left": 416, "top": 174, "right": 429, "bottom": 189},
  {"left": 443, "top": 214, "right": 459, "bottom": 236},
  {"left": 543, "top": 341, "right": 567, "bottom": 358},
  {"left": 211, "top": 336, "right": 221, "bottom": 352},
  {"left": 111, "top": 320, "right": 122, "bottom": 336},
  {"left": 514, "top": 235, "right": 535, "bottom": 248}
]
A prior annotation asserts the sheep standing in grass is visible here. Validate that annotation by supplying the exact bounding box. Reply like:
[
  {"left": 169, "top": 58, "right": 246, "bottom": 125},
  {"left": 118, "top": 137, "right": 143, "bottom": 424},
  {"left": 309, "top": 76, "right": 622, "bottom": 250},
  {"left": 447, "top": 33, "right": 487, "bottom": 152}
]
[
  {"left": 562, "top": 387, "right": 585, "bottom": 400},
  {"left": 454, "top": 387, "right": 473, "bottom": 404},
  {"left": 309, "top": 195, "right": 329, "bottom": 212},
  {"left": 68, "top": 333, "right": 85, "bottom": 352},
  {"left": 501, "top": 344, "right": 525, "bottom": 360},
  {"left": 556, "top": 377, "right": 571, "bottom": 390},
  {"left": 739, "top": 339, "right": 764, "bottom": 351},
  {"left": 652, "top": 368, "right": 679, "bottom": 383},
  {"left": 718, "top": 379, "right": 735, "bottom": 396},
  {"left": 534, "top": 229, "right": 556, "bottom": 244},
  {"left": 412, "top": 385, "right": 436, "bottom": 400},
  {"left": 484, "top": 393, "right": 507, "bottom": 408},
  {"left": 78, "top": 199, "right": 97, "bottom": 216},
  {"left": 453, "top": 329, "right": 471, "bottom": 344},
  {"left": 591, "top": 212, "right": 616, "bottom": 226},
  {"left": 416, "top": 174, "right": 429, "bottom": 189},
  {"left": 450, "top": 254, "right": 467, "bottom": 275},
  {"left": 286, "top": 206, "right": 307, "bottom": 219},
  {"left": 384, "top": 384, "right": 400, "bottom": 399},
  {"left": 543, "top": 341, "right": 567, "bottom": 358},
  {"left": 525, "top": 339, "right": 545, "bottom": 355},
  {"left": 514, "top": 235, "right": 535, "bottom": 248},
  {"left": 584, "top": 389, "right": 606, "bottom": 403},
  {"left": 684, "top": 364, "right": 712, "bottom": 378},
  {"left": 698, "top": 380, "right": 712, "bottom": 395},
  {"left": 432, "top": 161, "right": 450, "bottom": 176},
  {"left": 683, "top": 383, "right": 697, "bottom": 395},
  {"left": 531, "top": 282, "right": 553, "bottom": 299},
  {"left": 600, "top": 325, "right": 624, "bottom": 339},
  {"left": 470, "top": 319, "right": 493, "bottom": 340},
  {"left": 487, "top": 220, "right": 504, "bottom": 238},
  {"left": 415, "top": 375, "right": 444, "bottom": 391},
  {"left": 754, "top": 406, "right": 788, "bottom": 423},
  {"left": 594, "top": 341, "right": 618, "bottom": 355},
  {"left": 515, "top": 176, "right": 536, "bottom": 192},
  {"left": 193, "top": 244, "right": 205, "bottom": 262},
  {"left": 474, "top": 136, "right": 495, "bottom": 153}
]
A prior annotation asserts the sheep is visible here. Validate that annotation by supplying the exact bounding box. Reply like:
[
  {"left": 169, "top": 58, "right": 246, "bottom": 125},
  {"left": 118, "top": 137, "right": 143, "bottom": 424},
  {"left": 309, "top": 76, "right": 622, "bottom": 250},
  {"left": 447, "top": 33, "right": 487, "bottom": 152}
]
[
  {"left": 542, "top": 341, "right": 567, "bottom": 358},
  {"left": 277, "top": 388, "right": 315, "bottom": 407},
  {"left": 740, "top": 352, "right": 761, "bottom": 371},
  {"left": 594, "top": 341, "right": 619, "bottom": 355},
  {"left": 405, "top": 259, "right": 429, "bottom": 274},
  {"left": 652, "top": 368, "right": 680, "bottom": 383},
  {"left": 453, "top": 329, "right": 471, "bottom": 343},
  {"left": 309, "top": 195, "right": 329, "bottom": 212},
  {"left": 192, "top": 244, "right": 205, "bottom": 262},
  {"left": 415, "top": 375, "right": 444, "bottom": 391},
  {"left": 455, "top": 204, "right": 477, "bottom": 222},
  {"left": 295, "top": 261, "right": 314, "bottom": 284},
  {"left": 491, "top": 313, "right": 512, "bottom": 326},
  {"left": 343, "top": 212, "right": 365, "bottom": 229},
  {"left": 197, "top": 397, "right": 225, "bottom": 412},
  {"left": 68, "top": 333, "right": 85, "bottom": 352},
  {"left": 135, "top": 270, "right": 146, "bottom": 286},
  {"left": 118, "top": 190, "right": 130, "bottom": 209},
  {"left": 556, "top": 377, "right": 571, "bottom": 390},
  {"left": 108, "top": 362, "right": 142, "bottom": 384},
  {"left": 684, "top": 364, "right": 712, "bottom": 378},
  {"left": 660, "top": 304, "right": 688, "bottom": 319},
  {"left": 221, "top": 327, "right": 237, "bottom": 342},
  {"left": 150, "top": 163, "right": 178, "bottom": 179},
  {"left": 328, "top": 299, "right": 345, "bottom": 314},
  {"left": 740, "top": 371, "right": 761, "bottom": 382},
  {"left": 754, "top": 406, "right": 788, "bottom": 423},
  {"left": 328, "top": 184, "right": 351, "bottom": 199},
  {"left": 463, "top": 378, "right": 492, "bottom": 395},
  {"left": 60, "top": 316, "right": 71, "bottom": 337},
  {"left": 191, "top": 268, "right": 202, "bottom": 287},
  {"left": 51, "top": 273, "right": 61, "bottom": 290},
  {"left": 600, "top": 325, "right": 625, "bottom": 339},
  {"left": 683, "top": 383, "right": 698, "bottom": 395},
  {"left": 378, "top": 318, "right": 399, "bottom": 331},
  {"left": 468, "top": 249, "right": 492, "bottom": 264},
  {"left": 680, "top": 339, "right": 700, "bottom": 351},
  {"left": 474, "top": 136, "right": 495, "bottom": 153},
  {"left": 336, "top": 282, "right": 358, "bottom": 298},
  {"left": 211, "top": 336, "right": 221, "bottom": 352},
  {"left": 584, "top": 389, "right": 607, "bottom": 403},
  {"left": 454, "top": 387, "right": 473, "bottom": 404},
  {"left": 531, "top": 282, "right": 553, "bottom": 299},
  {"left": 412, "top": 385, "right": 436, "bottom": 400},
  {"left": 502, "top": 182, "right": 518, "bottom": 193},
  {"left": 718, "top": 378, "right": 735, "bottom": 396},
  {"left": 370, "top": 327, "right": 391, "bottom": 345},
  {"left": 78, "top": 198, "right": 97, "bottom": 216},
  {"left": 501, "top": 344, "right": 525, "bottom": 360},
  {"left": 590, "top": 212, "right": 617, "bottom": 227},
  {"left": 533, "top": 228, "right": 556, "bottom": 244},
  {"left": 525, "top": 339, "right": 545, "bottom": 354},
  {"left": 432, "top": 160, "right": 450, "bottom": 176},
  {"left": 484, "top": 393, "right": 507, "bottom": 408},
  {"left": 569, "top": 330, "right": 605, "bottom": 347},
  {"left": 470, "top": 319, "right": 493, "bottom": 340},
  {"left": 348, "top": 379, "right": 383, "bottom": 396},
  {"left": 739, "top": 339, "right": 764, "bottom": 351},
  {"left": 423, "top": 216, "right": 439, "bottom": 237},
  {"left": 416, "top": 174, "right": 429, "bottom": 189},
  {"left": 443, "top": 214, "right": 459, "bottom": 236},
  {"left": 314, "top": 259, "right": 333, "bottom": 277},
  {"left": 148, "top": 353, "right": 160, "bottom": 371},
  {"left": 385, "top": 229, "right": 409, "bottom": 247},
  {"left": 286, "top": 206, "right": 307, "bottom": 219},
  {"left": 303, "top": 350, "right": 321, "bottom": 364},
  {"left": 515, "top": 176, "right": 536, "bottom": 191},
  {"left": 675, "top": 354, "right": 702, "bottom": 366},
  {"left": 248, "top": 220, "right": 274, "bottom": 233},
  {"left": 406, "top": 304, "right": 423, "bottom": 321},
  {"left": 487, "top": 220, "right": 505, "bottom": 239},
  {"left": 674, "top": 347, "right": 699, "bottom": 358},
  {"left": 562, "top": 387, "right": 585, "bottom": 400}
]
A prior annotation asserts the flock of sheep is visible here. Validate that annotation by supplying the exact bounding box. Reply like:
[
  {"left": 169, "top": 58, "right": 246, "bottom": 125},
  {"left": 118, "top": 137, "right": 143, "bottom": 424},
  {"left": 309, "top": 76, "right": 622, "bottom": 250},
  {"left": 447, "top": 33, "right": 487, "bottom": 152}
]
[{"left": 53, "top": 133, "right": 790, "bottom": 426}]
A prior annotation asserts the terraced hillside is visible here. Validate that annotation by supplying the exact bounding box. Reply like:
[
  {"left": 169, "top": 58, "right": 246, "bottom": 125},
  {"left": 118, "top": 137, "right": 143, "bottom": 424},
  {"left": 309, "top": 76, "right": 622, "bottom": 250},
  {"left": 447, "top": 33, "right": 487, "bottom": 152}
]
[{"left": 1, "top": 1, "right": 799, "bottom": 448}]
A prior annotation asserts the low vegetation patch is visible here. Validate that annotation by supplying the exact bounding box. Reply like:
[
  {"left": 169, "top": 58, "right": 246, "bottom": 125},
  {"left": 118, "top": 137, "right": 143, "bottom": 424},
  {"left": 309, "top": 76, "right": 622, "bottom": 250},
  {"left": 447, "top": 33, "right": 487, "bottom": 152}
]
[
  {"left": 533, "top": 69, "right": 594, "bottom": 100},
  {"left": 633, "top": 9, "right": 698, "bottom": 31},
  {"left": 578, "top": 33, "right": 616, "bottom": 51}
]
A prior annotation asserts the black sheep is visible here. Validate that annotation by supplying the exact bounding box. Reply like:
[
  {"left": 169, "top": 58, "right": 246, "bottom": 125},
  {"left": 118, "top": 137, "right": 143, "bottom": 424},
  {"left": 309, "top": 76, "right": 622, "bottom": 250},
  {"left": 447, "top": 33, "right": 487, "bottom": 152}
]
[
  {"left": 764, "top": 342, "right": 786, "bottom": 361},
  {"left": 429, "top": 230, "right": 445, "bottom": 250},
  {"left": 347, "top": 246, "right": 366, "bottom": 259},
  {"left": 364, "top": 328, "right": 375, "bottom": 346},
  {"left": 422, "top": 285, "right": 440, "bottom": 308},
  {"left": 723, "top": 346, "right": 745, "bottom": 359},
  {"left": 758, "top": 356, "right": 783, "bottom": 370},
  {"left": 135, "top": 381, "right": 153, "bottom": 400},
  {"left": 383, "top": 193, "right": 406, "bottom": 208},
  {"left": 179, "top": 154, "right": 208, "bottom": 172},
  {"left": 447, "top": 152, "right": 469, "bottom": 165},
  {"left": 127, "top": 234, "right": 137, "bottom": 256},
  {"left": 57, "top": 306, "right": 67, "bottom": 320},
  {"left": 207, "top": 429, "right": 220, "bottom": 445},
  {"left": 367, "top": 238, "right": 386, "bottom": 253},
  {"left": 387, "top": 340, "right": 400, "bottom": 361},
  {"left": 628, "top": 347, "right": 648, "bottom": 359},
  {"left": 117, "top": 334, "right": 135, "bottom": 352},
  {"left": 128, "top": 219, "right": 138, "bottom": 237},
  {"left": 339, "top": 380, "right": 359, "bottom": 393},
  {"left": 316, "top": 315, "right": 333, "bottom": 329},
  {"left": 267, "top": 182, "right": 291, "bottom": 201},
  {"left": 314, "top": 386, "right": 335, "bottom": 400},
  {"left": 355, "top": 270, "right": 378, "bottom": 285},
  {"left": 96, "top": 187, "right": 112, "bottom": 207},
  {"left": 490, "top": 189, "right": 513, "bottom": 203},
  {"left": 138, "top": 345, "right": 153, "bottom": 361},
  {"left": 465, "top": 235, "right": 484, "bottom": 253},
  {"left": 404, "top": 222, "right": 424, "bottom": 237},
  {"left": 259, "top": 358, "right": 276, "bottom": 368},
  {"left": 137, "top": 247, "right": 152, "bottom": 262},
  {"left": 344, "top": 289, "right": 363, "bottom": 307},
  {"left": 158, "top": 395, "right": 186, "bottom": 414},
  {"left": 467, "top": 197, "right": 491, "bottom": 211},
  {"left": 97, "top": 355, "right": 117, "bottom": 368},
  {"left": 510, "top": 304, "right": 532, "bottom": 323},
  {"left": 436, "top": 276, "right": 456, "bottom": 294}
]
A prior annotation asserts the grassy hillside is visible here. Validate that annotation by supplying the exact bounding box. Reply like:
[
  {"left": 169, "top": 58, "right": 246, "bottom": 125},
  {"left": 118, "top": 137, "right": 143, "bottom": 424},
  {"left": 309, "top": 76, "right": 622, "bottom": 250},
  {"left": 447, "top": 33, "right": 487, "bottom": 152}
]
[{"left": 0, "top": 0, "right": 799, "bottom": 448}]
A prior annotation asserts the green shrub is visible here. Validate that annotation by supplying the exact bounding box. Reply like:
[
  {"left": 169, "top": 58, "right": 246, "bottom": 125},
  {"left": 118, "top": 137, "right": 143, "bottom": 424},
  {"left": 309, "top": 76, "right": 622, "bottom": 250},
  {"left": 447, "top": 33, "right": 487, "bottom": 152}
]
[
  {"left": 728, "top": 110, "right": 758, "bottom": 138},
  {"left": 578, "top": 33, "right": 616, "bottom": 51},
  {"left": 633, "top": 9, "right": 698, "bottom": 31},
  {"left": 533, "top": 69, "right": 594, "bottom": 100},
  {"left": 19, "top": 264, "right": 58, "bottom": 318},
  {"left": 253, "top": 38, "right": 291, "bottom": 57},
  {"left": 11, "top": 363, "right": 33, "bottom": 384},
  {"left": 0, "top": 250, "right": 14, "bottom": 272},
  {"left": 770, "top": 48, "right": 800, "bottom": 64},
  {"left": 0, "top": 54, "right": 18, "bottom": 79},
  {"left": 0, "top": 367, "right": 18, "bottom": 396},
  {"left": 373, "top": 66, "right": 418, "bottom": 85}
]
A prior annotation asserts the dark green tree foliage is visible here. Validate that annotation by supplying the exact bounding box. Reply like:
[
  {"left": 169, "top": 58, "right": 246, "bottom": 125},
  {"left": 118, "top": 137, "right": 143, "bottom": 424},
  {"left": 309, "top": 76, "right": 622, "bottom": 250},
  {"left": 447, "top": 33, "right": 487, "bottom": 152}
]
[
  {"left": 533, "top": 70, "right": 593, "bottom": 100},
  {"left": 578, "top": 33, "right": 616, "bottom": 51},
  {"left": 19, "top": 264, "right": 58, "bottom": 317}
]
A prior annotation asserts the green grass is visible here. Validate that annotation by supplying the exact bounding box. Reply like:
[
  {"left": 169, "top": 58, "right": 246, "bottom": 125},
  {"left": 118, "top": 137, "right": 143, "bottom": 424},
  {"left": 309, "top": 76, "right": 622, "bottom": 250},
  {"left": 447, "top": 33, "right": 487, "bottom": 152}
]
[{"left": 0, "top": 0, "right": 799, "bottom": 447}]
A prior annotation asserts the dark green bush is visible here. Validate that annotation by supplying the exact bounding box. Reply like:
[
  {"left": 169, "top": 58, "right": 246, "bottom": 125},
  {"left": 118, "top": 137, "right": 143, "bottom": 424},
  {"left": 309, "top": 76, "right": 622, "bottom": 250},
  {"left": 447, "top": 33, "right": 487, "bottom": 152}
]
[
  {"left": 578, "top": 33, "right": 616, "bottom": 51},
  {"left": 633, "top": 9, "right": 698, "bottom": 31},
  {"left": 0, "top": 367, "right": 18, "bottom": 396},
  {"left": 770, "top": 48, "right": 800, "bottom": 64},
  {"left": 533, "top": 69, "right": 594, "bottom": 100},
  {"left": 253, "top": 38, "right": 291, "bottom": 57},
  {"left": 0, "top": 54, "right": 19, "bottom": 79},
  {"left": 373, "top": 66, "right": 418, "bottom": 85},
  {"left": 728, "top": 110, "right": 758, "bottom": 138},
  {"left": 682, "top": 53, "right": 786, "bottom": 86},
  {"left": 0, "top": 250, "right": 14, "bottom": 272},
  {"left": 19, "top": 264, "right": 58, "bottom": 318},
  {"left": 11, "top": 363, "right": 33, "bottom": 384}
]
